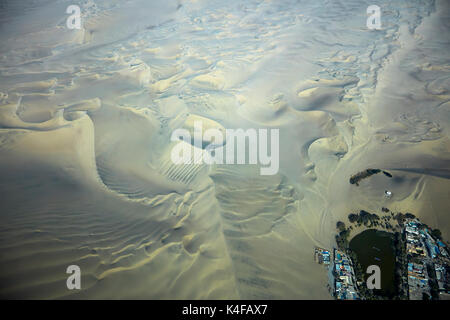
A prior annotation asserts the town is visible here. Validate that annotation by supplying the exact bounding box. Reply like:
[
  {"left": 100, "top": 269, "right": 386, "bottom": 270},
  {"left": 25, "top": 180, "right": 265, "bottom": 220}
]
[
  {"left": 403, "top": 218, "right": 449, "bottom": 299},
  {"left": 315, "top": 215, "right": 450, "bottom": 300}
]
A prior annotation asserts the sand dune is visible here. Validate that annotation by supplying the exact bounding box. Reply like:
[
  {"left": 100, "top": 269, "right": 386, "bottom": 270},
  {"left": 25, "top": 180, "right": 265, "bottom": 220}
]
[{"left": 0, "top": 0, "right": 449, "bottom": 299}]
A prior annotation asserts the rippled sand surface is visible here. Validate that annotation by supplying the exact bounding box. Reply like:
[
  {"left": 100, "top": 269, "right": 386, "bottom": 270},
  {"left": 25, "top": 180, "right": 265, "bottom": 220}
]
[{"left": 0, "top": 0, "right": 449, "bottom": 299}]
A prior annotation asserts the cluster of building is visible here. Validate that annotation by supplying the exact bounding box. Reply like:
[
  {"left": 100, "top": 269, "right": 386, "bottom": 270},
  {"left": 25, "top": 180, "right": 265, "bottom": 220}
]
[
  {"left": 333, "top": 249, "right": 359, "bottom": 300},
  {"left": 314, "top": 247, "right": 358, "bottom": 299},
  {"left": 315, "top": 218, "right": 449, "bottom": 300},
  {"left": 404, "top": 219, "right": 449, "bottom": 300},
  {"left": 407, "top": 262, "right": 430, "bottom": 300},
  {"left": 434, "top": 264, "right": 447, "bottom": 292},
  {"left": 405, "top": 222, "right": 426, "bottom": 256},
  {"left": 314, "top": 247, "right": 331, "bottom": 266}
]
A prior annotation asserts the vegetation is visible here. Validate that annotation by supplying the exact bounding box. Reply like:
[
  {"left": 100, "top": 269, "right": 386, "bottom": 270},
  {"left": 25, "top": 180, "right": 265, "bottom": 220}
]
[
  {"left": 404, "top": 213, "right": 416, "bottom": 219},
  {"left": 347, "top": 210, "right": 380, "bottom": 227},
  {"left": 348, "top": 168, "right": 393, "bottom": 186},
  {"left": 392, "top": 231, "right": 408, "bottom": 299},
  {"left": 382, "top": 171, "right": 393, "bottom": 178},
  {"left": 426, "top": 263, "right": 440, "bottom": 300},
  {"left": 431, "top": 228, "right": 442, "bottom": 240},
  {"left": 445, "top": 265, "right": 450, "bottom": 293},
  {"left": 335, "top": 225, "right": 350, "bottom": 252},
  {"left": 336, "top": 221, "right": 346, "bottom": 232},
  {"left": 349, "top": 169, "right": 381, "bottom": 186},
  {"left": 348, "top": 213, "right": 358, "bottom": 223},
  {"left": 394, "top": 213, "right": 407, "bottom": 226}
]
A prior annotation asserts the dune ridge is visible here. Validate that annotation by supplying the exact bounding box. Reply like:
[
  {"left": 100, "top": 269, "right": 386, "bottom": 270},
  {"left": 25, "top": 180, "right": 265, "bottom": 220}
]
[{"left": 0, "top": 0, "right": 449, "bottom": 299}]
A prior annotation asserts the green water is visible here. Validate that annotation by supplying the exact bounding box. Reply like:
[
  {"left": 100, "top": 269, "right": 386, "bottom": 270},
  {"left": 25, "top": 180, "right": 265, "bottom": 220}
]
[{"left": 349, "top": 229, "right": 396, "bottom": 297}]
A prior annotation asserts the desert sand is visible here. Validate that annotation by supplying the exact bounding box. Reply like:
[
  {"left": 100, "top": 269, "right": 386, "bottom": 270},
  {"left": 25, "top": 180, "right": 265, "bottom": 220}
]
[{"left": 0, "top": 0, "right": 449, "bottom": 299}]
